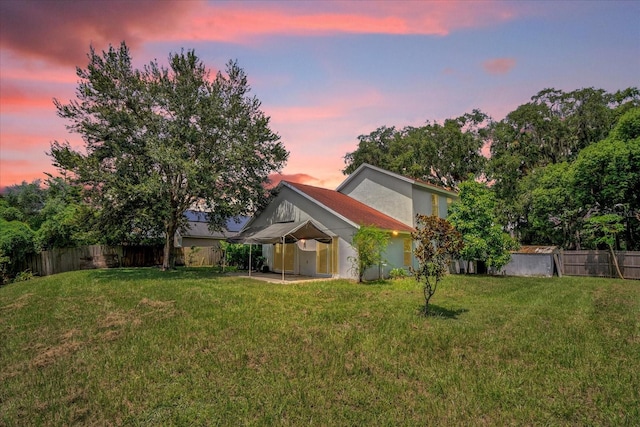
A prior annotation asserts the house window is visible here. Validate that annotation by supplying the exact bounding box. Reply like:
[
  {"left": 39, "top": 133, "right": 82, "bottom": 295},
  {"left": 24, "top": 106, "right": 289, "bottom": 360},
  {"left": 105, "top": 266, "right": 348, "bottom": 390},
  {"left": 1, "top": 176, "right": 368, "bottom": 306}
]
[
  {"left": 403, "top": 238, "right": 412, "bottom": 267},
  {"left": 316, "top": 238, "right": 338, "bottom": 275},
  {"left": 274, "top": 243, "right": 295, "bottom": 272},
  {"left": 431, "top": 194, "right": 439, "bottom": 217}
]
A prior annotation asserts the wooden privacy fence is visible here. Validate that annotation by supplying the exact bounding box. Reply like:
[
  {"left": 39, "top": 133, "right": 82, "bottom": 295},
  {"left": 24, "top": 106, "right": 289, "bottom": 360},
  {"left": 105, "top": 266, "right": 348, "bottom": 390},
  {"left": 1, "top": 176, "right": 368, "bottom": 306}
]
[
  {"left": 561, "top": 250, "right": 640, "bottom": 280},
  {"left": 25, "top": 245, "right": 223, "bottom": 277}
]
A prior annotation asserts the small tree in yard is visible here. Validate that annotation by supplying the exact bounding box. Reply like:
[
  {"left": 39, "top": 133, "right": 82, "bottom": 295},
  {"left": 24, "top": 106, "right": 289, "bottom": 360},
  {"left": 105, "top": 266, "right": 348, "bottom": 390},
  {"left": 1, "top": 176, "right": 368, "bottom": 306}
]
[
  {"left": 584, "top": 214, "right": 625, "bottom": 279},
  {"left": 411, "top": 214, "right": 463, "bottom": 316},
  {"left": 350, "top": 225, "right": 389, "bottom": 282}
]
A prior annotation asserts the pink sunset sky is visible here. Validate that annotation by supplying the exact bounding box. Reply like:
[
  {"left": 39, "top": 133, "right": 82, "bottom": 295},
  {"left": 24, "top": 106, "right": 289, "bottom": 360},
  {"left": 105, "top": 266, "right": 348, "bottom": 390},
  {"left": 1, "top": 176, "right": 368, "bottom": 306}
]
[{"left": 1, "top": 0, "right": 639, "bottom": 191}]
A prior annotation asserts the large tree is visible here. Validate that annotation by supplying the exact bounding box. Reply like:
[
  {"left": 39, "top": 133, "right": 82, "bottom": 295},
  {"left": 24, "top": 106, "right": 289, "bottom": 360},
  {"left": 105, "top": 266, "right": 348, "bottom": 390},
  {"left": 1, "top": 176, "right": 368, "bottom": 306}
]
[
  {"left": 50, "top": 43, "right": 288, "bottom": 269},
  {"left": 489, "top": 87, "right": 639, "bottom": 238}
]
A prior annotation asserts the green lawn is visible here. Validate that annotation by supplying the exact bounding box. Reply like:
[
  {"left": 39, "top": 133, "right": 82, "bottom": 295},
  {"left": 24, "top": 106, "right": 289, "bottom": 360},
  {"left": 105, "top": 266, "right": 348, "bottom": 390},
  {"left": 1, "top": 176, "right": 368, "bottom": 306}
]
[{"left": 1, "top": 269, "right": 638, "bottom": 426}]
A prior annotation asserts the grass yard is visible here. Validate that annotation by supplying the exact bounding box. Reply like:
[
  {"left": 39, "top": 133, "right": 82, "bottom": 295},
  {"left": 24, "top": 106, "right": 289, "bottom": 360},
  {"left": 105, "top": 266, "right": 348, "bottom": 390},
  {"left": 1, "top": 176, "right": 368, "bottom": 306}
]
[{"left": 1, "top": 268, "right": 638, "bottom": 426}]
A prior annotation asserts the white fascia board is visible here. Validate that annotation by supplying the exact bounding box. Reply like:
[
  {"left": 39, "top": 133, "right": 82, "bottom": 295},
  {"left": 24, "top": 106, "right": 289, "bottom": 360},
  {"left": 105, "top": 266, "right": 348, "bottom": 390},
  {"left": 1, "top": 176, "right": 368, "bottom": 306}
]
[{"left": 336, "top": 163, "right": 414, "bottom": 193}]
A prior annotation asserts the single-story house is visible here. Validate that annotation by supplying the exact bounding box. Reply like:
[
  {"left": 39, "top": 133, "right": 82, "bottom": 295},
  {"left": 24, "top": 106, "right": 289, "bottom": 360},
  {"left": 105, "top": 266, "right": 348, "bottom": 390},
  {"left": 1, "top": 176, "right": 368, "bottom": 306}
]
[
  {"left": 176, "top": 211, "right": 249, "bottom": 248},
  {"left": 234, "top": 163, "right": 458, "bottom": 280}
]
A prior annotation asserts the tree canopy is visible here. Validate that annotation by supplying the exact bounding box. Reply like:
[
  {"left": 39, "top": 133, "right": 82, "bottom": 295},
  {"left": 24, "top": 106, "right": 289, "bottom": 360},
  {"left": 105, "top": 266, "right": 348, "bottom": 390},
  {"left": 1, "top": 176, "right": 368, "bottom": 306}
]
[
  {"left": 343, "top": 86, "right": 639, "bottom": 252},
  {"left": 343, "top": 110, "right": 488, "bottom": 190},
  {"left": 50, "top": 42, "right": 288, "bottom": 269}
]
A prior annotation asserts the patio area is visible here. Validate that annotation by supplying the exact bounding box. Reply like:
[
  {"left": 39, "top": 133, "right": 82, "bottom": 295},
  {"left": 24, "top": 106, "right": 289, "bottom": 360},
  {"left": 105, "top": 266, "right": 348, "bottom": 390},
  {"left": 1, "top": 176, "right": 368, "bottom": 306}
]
[{"left": 228, "top": 271, "right": 336, "bottom": 284}]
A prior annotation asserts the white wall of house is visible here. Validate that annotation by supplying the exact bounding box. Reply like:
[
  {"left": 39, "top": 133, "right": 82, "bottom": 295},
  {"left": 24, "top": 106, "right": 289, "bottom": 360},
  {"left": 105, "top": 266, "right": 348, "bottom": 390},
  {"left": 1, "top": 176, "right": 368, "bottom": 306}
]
[
  {"left": 339, "top": 167, "right": 414, "bottom": 226},
  {"left": 340, "top": 164, "right": 457, "bottom": 227}
]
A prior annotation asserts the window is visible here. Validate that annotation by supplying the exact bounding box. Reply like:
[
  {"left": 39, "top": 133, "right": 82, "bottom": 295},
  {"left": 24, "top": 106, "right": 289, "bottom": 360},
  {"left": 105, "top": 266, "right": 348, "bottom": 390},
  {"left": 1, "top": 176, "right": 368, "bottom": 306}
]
[
  {"left": 431, "top": 194, "right": 439, "bottom": 217},
  {"left": 446, "top": 197, "right": 453, "bottom": 213},
  {"left": 403, "top": 238, "right": 412, "bottom": 267}
]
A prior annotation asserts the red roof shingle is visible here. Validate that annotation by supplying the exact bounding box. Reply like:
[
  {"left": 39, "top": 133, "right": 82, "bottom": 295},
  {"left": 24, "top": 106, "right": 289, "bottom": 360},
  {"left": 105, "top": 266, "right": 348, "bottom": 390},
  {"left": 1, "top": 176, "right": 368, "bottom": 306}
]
[{"left": 284, "top": 181, "right": 414, "bottom": 233}]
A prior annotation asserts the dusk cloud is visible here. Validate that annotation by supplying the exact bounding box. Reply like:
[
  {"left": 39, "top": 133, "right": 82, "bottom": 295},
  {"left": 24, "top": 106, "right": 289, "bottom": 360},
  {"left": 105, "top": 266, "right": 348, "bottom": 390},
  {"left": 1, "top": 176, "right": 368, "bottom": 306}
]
[
  {"left": 483, "top": 58, "right": 517, "bottom": 75},
  {"left": 0, "top": 0, "right": 194, "bottom": 65}
]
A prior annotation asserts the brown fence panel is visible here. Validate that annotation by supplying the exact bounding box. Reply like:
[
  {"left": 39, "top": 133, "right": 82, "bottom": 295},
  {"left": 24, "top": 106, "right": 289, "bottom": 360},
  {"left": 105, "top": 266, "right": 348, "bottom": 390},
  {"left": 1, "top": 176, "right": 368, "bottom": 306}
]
[
  {"left": 25, "top": 244, "right": 226, "bottom": 277},
  {"left": 562, "top": 250, "right": 640, "bottom": 280},
  {"left": 181, "top": 246, "right": 223, "bottom": 267}
]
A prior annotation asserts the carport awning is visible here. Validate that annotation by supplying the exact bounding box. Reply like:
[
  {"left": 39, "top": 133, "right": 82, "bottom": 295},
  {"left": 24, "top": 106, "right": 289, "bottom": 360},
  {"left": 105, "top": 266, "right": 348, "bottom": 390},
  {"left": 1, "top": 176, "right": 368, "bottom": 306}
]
[{"left": 228, "top": 219, "right": 333, "bottom": 244}]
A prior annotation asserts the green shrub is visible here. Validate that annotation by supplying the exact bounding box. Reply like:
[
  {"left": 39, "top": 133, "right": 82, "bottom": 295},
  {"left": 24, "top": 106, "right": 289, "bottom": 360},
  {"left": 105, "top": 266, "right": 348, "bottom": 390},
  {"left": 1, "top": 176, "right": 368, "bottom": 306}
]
[
  {"left": 389, "top": 267, "right": 408, "bottom": 279},
  {"left": 0, "top": 219, "right": 36, "bottom": 282},
  {"left": 13, "top": 270, "right": 34, "bottom": 282}
]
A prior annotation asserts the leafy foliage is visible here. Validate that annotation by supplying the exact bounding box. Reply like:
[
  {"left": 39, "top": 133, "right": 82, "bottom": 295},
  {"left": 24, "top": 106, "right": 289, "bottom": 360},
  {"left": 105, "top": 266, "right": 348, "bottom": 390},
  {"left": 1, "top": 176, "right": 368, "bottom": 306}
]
[
  {"left": 488, "top": 88, "right": 640, "bottom": 240},
  {"left": 447, "top": 181, "right": 518, "bottom": 272},
  {"left": 50, "top": 42, "right": 288, "bottom": 269},
  {"left": 349, "top": 225, "right": 390, "bottom": 282},
  {"left": 0, "top": 218, "right": 36, "bottom": 283},
  {"left": 411, "top": 215, "right": 463, "bottom": 315},
  {"left": 389, "top": 267, "right": 408, "bottom": 279},
  {"left": 220, "top": 242, "right": 264, "bottom": 270},
  {"left": 343, "top": 110, "right": 488, "bottom": 190},
  {"left": 2, "top": 180, "right": 46, "bottom": 229}
]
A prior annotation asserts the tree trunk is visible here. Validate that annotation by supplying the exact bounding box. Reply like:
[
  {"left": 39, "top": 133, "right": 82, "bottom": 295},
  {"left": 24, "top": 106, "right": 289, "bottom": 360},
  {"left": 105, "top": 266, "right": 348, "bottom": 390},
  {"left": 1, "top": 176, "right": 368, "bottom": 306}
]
[
  {"left": 162, "top": 220, "right": 178, "bottom": 271},
  {"left": 608, "top": 245, "right": 624, "bottom": 280}
]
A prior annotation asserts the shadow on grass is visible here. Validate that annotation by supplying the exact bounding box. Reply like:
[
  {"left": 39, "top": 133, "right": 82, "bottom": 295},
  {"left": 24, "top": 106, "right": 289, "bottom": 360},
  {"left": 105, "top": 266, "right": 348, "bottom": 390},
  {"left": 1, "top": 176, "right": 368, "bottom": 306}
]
[{"left": 419, "top": 304, "right": 468, "bottom": 319}]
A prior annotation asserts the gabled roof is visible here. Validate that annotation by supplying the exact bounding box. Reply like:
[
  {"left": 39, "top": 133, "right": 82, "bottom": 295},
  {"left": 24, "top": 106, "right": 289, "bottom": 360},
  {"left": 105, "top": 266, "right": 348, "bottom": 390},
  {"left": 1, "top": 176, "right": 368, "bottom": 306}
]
[
  {"left": 336, "top": 163, "right": 458, "bottom": 197},
  {"left": 284, "top": 181, "right": 414, "bottom": 233}
]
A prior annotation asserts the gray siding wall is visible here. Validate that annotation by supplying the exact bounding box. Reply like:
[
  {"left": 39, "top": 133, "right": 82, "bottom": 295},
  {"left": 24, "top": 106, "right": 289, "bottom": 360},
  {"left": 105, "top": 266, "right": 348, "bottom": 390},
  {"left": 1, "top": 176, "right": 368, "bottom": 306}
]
[
  {"left": 252, "top": 186, "right": 360, "bottom": 278},
  {"left": 339, "top": 168, "right": 414, "bottom": 226}
]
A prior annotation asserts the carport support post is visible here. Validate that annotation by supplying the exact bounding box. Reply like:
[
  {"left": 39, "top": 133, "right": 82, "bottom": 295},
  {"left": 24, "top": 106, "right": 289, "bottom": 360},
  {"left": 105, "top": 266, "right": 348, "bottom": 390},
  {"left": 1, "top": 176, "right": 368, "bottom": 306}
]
[
  {"left": 282, "top": 236, "right": 285, "bottom": 283},
  {"left": 248, "top": 244, "right": 252, "bottom": 277}
]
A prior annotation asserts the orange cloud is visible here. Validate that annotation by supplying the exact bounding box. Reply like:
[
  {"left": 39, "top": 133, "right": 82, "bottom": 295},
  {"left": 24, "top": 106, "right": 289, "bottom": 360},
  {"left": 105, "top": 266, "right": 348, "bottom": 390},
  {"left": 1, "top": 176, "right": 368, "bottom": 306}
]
[
  {"left": 483, "top": 58, "right": 517, "bottom": 75},
  {"left": 1, "top": 1, "right": 520, "bottom": 65},
  {"left": 0, "top": 84, "right": 58, "bottom": 112},
  {"left": 0, "top": 158, "right": 56, "bottom": 191},
  {"left": 171, "top": 1, "right": 520, "bottom": 43},
  {"left": 269, "top": 173, "right": 338, "bottom": 190}
]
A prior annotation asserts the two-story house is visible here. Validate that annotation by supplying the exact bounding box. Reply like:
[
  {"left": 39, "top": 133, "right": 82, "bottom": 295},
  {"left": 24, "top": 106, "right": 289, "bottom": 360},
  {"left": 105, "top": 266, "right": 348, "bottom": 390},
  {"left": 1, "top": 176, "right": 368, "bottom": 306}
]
[{"left": 234, "top": 163, "right": 457, "bottom": 280}]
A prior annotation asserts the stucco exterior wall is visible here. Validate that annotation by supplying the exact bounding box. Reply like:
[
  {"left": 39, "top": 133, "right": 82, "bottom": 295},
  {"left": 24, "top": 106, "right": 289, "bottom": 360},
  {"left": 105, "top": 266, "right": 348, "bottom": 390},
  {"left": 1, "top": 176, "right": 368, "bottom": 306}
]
[{"left": 339, "top": 169, "right": 414, "bottom": 226}]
